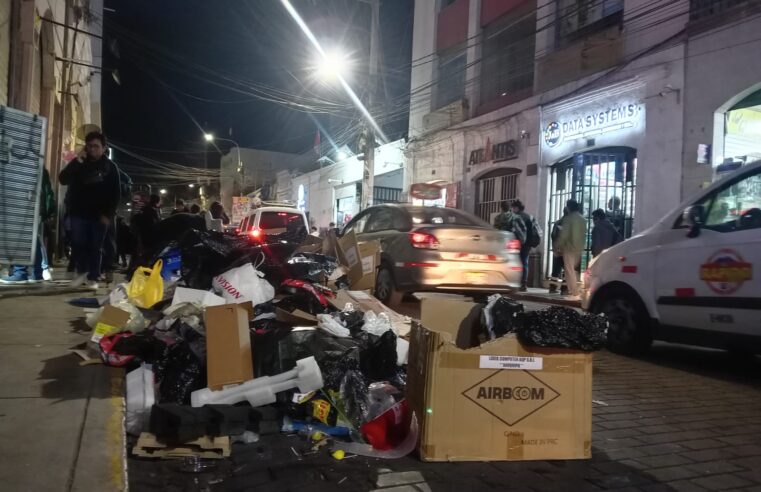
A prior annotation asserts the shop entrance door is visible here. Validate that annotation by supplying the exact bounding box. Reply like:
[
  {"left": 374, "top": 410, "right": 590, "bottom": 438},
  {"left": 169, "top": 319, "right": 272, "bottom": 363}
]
[
  {"left": 547, "top": 147, "right": 637, "bottom": 273},
  {"left": 475, "top": 168, "right": 520, "bottom": 222}
]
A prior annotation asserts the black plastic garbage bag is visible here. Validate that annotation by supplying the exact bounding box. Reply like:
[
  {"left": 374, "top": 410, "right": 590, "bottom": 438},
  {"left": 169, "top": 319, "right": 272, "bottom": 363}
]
[
  {"left": 286, "top": 253, "right": 338, "bottom": 284},
  {"left": 110, "top": 330, "right": 167, "bottom": 364},
  {"left": 154, "top": 340, "right": 206, "bottom": 405},
  {"left": 515, "top": 306, "right": 607, "bottom": 351},
  {"left": 359, "top": 331, "right": 398, "bottom": 382},
  {"left": 483, "top": 296, "right": 524, "bottom": 340}
]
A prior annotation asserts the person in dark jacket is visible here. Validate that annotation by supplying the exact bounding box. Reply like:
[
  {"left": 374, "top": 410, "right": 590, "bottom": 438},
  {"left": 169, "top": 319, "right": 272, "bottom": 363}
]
[
  {"left": 171, "top": 199, "right": 189, "bottom": 215},
  {"left": 591, "top": 208, "right": 622, "bottom": 257},
  {"left": 509, "top": 199, "right": 535, "bottom": 292},
  {"left": 58, "top": 132, "right": 121, "bottom": 288}
]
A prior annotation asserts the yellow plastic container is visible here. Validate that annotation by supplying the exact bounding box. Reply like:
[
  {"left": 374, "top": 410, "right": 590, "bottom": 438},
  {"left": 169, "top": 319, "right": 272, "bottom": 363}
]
[{"left": 127, "top": 259, "right": 164, "bottom": 308}]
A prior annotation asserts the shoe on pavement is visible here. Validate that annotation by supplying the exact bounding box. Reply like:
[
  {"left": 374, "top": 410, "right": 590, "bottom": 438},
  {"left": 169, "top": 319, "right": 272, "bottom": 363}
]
[
  {"left": 0, "top": 274, "right": 28, "bottom": 284},
  {"left": 26, "top": 278, "right": 43, "bottom": 284},
  {"left": 86, "top": 281, "right": 99, "bottom": 290},
  {"left": 69, "top": 273, "right": 88, "bottom": 287},
  {"left": 42, "top": 268, "right": 53, "bottom": 281},
  {"left": 518, "top": 285, "right": 528, "bottom": 292}
]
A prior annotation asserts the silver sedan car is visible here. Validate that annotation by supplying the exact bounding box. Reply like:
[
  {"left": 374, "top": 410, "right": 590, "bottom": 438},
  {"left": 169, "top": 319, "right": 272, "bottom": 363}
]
[{"left": 341, "top": 204, "right": 523, "bottom": 304}]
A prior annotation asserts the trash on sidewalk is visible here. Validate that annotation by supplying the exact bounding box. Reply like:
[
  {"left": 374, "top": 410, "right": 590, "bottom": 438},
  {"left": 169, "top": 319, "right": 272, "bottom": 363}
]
[
  {"left": 126, "top": 364, "right": 156, "bottom": 435},
  {"left": 88, "top": 304, "right": 131, "bottom": 343},
  {"left": 408, "top": 296, "right": 594, "bottom": 462},
  {"left": 204, "top": 303, "right": 254, "bottom": 390}
]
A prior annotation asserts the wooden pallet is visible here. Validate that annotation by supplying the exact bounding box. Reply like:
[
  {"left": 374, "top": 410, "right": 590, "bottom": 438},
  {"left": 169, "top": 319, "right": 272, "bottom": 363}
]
[{"left": 133, "top": 432, "right": 230, "bottom": 459}]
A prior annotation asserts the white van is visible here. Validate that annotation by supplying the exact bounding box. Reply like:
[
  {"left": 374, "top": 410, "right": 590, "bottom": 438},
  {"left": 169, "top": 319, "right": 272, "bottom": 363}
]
[
  {"left": 238, "top": 206, "right": 309, "bottom": 240},
  {"left": 582, "top": 161, "right": 761, "bottom": 354}
]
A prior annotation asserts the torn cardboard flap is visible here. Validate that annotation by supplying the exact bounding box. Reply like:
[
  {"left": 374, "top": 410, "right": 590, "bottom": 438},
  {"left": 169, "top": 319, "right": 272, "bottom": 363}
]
[
  {"left": 90, "top": 305, "right": 131, "bottom": 343},
  {"left": 133, "top": 433, "right": 230, "bottom": 459},
  {"left": 336, "top": 230, "right": 380, "bottom": 291},
  {"left": 275, "top": 307, "right": 318, "bottom": 325}
]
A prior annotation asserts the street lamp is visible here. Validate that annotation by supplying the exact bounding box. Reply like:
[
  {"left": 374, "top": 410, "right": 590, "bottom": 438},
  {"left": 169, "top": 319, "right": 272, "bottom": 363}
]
[
  {"left": 315, "top": 50, "right": 350, "bottom": 82},
  {"left": 337, "top": 150, "right": 348, "bottom": 161},
  {"left": 159, "top": 189, "right": 167, "bottom": 195},
  {"left": 204, "top": 133, "right": 243, "bottom": 190},
  {"left": 188, "top": 183, "right": 195, "bottom": 189}
]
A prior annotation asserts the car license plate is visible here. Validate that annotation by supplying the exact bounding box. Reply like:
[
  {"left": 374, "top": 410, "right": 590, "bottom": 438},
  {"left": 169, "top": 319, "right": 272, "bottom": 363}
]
[{"left": 465, "top": 272, "right": 487, "bottom": 284}]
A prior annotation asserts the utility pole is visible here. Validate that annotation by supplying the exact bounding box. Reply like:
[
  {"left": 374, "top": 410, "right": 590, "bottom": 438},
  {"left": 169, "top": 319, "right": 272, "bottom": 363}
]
[{"left": 361, "top": 0, "right": 380, "bottom": 210}]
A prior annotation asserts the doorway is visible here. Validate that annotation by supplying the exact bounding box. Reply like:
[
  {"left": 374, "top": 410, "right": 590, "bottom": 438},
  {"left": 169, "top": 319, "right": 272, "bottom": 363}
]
[
  {"left": 475, "top": 168, "right": 520, "bottom": 222},
  {"left": 547, "top": 147, "right": 637, "bottom": 272}
]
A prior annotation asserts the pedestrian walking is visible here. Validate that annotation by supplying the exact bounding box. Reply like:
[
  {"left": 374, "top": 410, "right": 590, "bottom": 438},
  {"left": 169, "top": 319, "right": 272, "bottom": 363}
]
[
  {"left": 493, "top": 201, "right": 512, "bottom": 231},
  {"left": 548, "top": 207, "right": 568, "bottom": 294},
  {"left": 0, "top": 169, "right": 56, "bottom": 284},
  {"left": 555, "top": 199, "right": 586, "bottom": 297},
  {"left": 58, "top": 132, "right": 121, "bottom": 289},
  {"left": 209, "top": 201, "right": 230, "bottom": 225},
  {"left": 508, "top": 199, "right": 541, "bottom": 292},
  {"left": 591, "top": 208, "right": 622, "bottom": 257},
  {"left": 171, "top": 199, "right": 189, "bottom": 215}
]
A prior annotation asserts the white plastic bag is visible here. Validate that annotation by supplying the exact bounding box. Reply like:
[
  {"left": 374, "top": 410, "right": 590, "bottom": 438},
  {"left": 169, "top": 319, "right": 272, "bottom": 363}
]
[
  {"left": 212, "top": 263, "right": 275, "bottom": 306},
  {"left": 316, "top": 314, "right": 351, "bottom": 338},
  {"left": 362, "top": 311, "right": 395, "bottom": 336}
]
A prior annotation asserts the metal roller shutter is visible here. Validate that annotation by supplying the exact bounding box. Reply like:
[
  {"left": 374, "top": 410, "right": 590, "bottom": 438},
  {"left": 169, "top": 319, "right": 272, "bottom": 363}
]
[{"left": 0, "top": 105, "right": 47, "bottom": 266}]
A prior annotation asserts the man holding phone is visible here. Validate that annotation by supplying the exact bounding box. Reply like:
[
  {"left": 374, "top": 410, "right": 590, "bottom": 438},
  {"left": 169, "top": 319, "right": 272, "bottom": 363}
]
[{"left": 59, "top": 131, "right": 121, "bottom": 289}]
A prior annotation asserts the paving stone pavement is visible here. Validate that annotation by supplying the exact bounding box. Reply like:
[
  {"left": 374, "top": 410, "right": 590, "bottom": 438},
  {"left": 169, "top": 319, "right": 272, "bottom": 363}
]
[{"left": 128, "top": 344, "right": 761, "bottom": 492}]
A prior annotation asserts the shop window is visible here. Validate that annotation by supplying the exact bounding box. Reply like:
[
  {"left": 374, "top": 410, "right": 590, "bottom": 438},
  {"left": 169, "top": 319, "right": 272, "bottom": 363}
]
[
  {"left": 435, "top": 47, "right": 467, "bottom": 109},
  {"left": 480, "top": 4, "right": 536, "bottom": 104},
  {"left": 557, "top": 0, "right": 623, "bottom": 45}
]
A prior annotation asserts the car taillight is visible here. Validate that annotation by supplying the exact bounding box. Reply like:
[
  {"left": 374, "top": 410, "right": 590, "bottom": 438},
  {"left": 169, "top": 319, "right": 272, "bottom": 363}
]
[
  {"left": 506, "top": 239, "right": 521, "bottom": 252},
  {"left": 408, "top": 231, "right": 439, "bottom": 249},
  {"left": 249, "top": 228, "right": 262, "bottom": 239}
]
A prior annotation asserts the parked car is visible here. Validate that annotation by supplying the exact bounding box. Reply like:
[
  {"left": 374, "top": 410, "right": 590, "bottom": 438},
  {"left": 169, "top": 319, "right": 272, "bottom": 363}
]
[
  {"left": 583, "top": 160, "right": 761, "bottom": 354},
  {"left": 238, "top": 206, "right": 309, "bottom": 240},
  {"left": 341, "top": 204, "right": 523, "bottom": 305}
]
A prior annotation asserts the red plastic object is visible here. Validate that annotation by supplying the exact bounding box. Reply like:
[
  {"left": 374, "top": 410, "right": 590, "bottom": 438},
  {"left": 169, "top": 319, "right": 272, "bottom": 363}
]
[
  {"left": 360, "top": 399, "right": 411, "bottom": 451},
  {"left": 99, "top": 332, "right": 135, "bottom": 367}
]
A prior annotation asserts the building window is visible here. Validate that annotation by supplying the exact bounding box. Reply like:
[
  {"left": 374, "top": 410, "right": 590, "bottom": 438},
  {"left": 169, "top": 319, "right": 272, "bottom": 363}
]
[
  {"left": 689, "top": 0, "right": 753, "bottom": 21},
  {"left": 435, "top": 47, "right": 467, "bottom": 109},
  {"left": 480, "top": 6, "right": 536, "bottom": 105},
  {"left": 557, "top": 0, "right": 623, "bottom": 44}
]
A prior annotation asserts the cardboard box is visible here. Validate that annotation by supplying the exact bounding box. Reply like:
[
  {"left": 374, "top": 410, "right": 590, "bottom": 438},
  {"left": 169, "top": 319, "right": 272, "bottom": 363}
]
[
  {"left": 90, "top": 305, "right": 131, "bottom": 343},
  {"left": 204, "top": 304, "right": 254, "bottom": 390},
  {"left": 336, "top": 230, "right": 380, "bottom": 291},
  {"left": 408, "top": 297, "right": 592, "bottom": 462}
]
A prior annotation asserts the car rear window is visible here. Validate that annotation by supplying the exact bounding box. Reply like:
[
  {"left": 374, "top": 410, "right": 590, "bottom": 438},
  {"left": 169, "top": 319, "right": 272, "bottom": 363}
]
[
  {"left": 259, "top": 212, "right": 304, "bottom": 231},
  {"left": 408, "top": 208, "right": 486, "bottom": 227}
]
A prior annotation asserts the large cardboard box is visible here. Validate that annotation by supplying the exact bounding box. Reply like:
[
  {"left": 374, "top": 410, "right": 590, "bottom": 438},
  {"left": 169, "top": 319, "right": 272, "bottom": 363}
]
[
  {"left": 204, "top": 304, "right": 254, "bottom": 390},
  {"left": 408, "top": 297, "right": 592, "bottom": 462},
  {"left": 336, "top": 230, "right": 380, "bottom": 291}
]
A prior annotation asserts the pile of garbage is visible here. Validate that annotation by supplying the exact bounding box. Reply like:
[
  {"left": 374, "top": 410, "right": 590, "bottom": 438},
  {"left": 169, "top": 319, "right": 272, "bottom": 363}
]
[{"left": 74, "top": 229, "right": 415, "bottom": 461}]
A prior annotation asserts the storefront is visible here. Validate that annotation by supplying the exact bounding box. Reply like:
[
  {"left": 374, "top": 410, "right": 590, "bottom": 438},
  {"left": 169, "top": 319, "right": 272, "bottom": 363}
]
[
  {"left": 711, "top": 86, "right": 761, "bottom": 177},
  {"left": 407, "top": 107, "right": 539, "bottom": 222},
  {"left": 540, "top": 79, "right": 647, "bottom": 270}
]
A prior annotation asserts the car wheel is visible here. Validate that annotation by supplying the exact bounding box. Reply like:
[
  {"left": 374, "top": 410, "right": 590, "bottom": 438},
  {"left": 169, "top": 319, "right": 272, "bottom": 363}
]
[
  {"left": 375, "top": 266, "right": 402, "bottom": 307},
  {"left": 601, "top": 296, "right": 652, "bottom": 355}
]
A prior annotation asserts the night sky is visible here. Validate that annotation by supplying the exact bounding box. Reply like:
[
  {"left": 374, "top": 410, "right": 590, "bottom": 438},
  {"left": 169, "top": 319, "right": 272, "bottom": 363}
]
[{"left": 102, "top": 0, "right": 413, "bottom": 186}]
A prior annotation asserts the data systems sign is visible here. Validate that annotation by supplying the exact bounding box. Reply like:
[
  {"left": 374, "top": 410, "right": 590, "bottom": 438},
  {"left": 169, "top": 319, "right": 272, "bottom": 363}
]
[{"left": 543, "top": 101, "right": 644, "bottom": 148}]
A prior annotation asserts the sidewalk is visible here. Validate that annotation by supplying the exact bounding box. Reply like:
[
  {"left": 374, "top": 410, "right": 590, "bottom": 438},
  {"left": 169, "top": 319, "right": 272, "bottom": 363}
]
[
  {"left": 506, "top": 287, "right": 582, "bottom": 309},
  {"left": 0, "top": 292, "right": 126, "bottom": 491}
]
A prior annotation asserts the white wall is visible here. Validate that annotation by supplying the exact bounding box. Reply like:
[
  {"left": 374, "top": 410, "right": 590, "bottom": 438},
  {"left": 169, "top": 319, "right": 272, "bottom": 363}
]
[
  {"left": 408, "top": 0, "right": 437, "bottom": 138},
  {"left": 682, "top": 17, "right": 761, "bottom": 196}
]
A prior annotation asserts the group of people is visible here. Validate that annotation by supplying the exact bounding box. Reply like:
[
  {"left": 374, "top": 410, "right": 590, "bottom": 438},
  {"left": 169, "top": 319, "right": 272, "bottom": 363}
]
[
  {"left": 494, "top": 197, "right": 624, "bottom": 297},
  {"left": 1, "top": 130, "right": 231, "bottom": 289}
]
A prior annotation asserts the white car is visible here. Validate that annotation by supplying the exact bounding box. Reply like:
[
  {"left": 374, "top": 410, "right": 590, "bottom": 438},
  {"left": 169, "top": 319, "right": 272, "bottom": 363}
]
[
  {"left": 238, "top": 206, "right": 309, "bottom": 241},
  {"left": 583, "top": 161, "right": 761, "bottom": 354}
]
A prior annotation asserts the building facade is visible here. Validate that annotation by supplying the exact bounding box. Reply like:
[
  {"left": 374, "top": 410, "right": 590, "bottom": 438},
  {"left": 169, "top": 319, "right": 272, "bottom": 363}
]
[
  {"left": 283, "top": 139, "right": 406, "bottom": 231},
  {"left": 1, "top": 0, "right": 104, "bottom": 183},
  {"left": 407, "top": 0, "right": 761, "bottom": 278}
]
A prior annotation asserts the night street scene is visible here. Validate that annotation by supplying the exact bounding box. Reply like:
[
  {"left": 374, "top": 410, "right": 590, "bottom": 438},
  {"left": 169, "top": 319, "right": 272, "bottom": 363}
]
[{"left": 2, "top": 0, "right": 761, "bottom": 491}]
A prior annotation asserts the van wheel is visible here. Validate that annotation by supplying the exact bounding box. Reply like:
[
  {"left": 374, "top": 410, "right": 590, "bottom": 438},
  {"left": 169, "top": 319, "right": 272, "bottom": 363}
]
[
  {"left": 375, "top": 266, "right": 402, "bottom": 307},
  {"left": 600, "top": 296, "right": 652, "bottom": 354}
]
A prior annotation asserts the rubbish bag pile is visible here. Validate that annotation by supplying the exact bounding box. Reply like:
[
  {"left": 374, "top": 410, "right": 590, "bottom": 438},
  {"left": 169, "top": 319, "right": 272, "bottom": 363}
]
[
  {"left": 75, "top": 228, "right": 415, "bottom": 461},
  {"left": 482, "top": 293, "right": 607, "bottom": 350}
]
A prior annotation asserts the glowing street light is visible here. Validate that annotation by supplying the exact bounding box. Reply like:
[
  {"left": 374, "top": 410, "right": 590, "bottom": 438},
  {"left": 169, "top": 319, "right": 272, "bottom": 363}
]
[
  {"left": 337, "top": 151, "right": 347, "bottom": 161},
  {"left": 204, "top": 133, "right": 214, "bottom": 142},
  {"left": 188, "top": 183, "right": 195, "bottom": 188},
  {"left": 159, "top": 189, "right": 167, "bottom": 195},
  {"left": 315, "top": 50, "right": 350, "bottom": 82}
]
